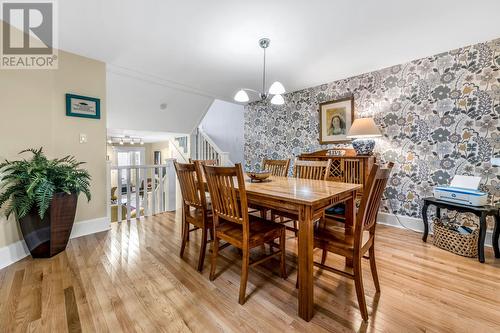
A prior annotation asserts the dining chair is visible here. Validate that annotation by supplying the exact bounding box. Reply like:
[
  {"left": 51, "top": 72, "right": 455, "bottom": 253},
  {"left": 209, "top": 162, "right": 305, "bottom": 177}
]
[
  {"left": 174, "top": 161, "right": 213, "bottom": 272},
  {"left": 271, "top": 159, "right": 333, "bottom": 235},
  {"left": 308, "top": 162, "right": 394, "bottom": 321},
  {"left": 203, "top": 163, "right": 287, "bottom": 304},
  {"left": 249, "top": 158, "right": 291, "bottom": 218},
  {"left": 262, "top": 158, "right": 291, "bottom": 177},
  {"left": 189, "top": 158, "right": 219, "bottom": 166},
  {"left": 293, "top": 159, "right": 332, "bottom": 180}
]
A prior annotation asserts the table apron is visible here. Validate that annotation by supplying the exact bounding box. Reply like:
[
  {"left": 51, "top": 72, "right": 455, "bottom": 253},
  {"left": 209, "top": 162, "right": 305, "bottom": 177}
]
[{"left": 246, "top": 190, "right": 355, "bottom": 222}]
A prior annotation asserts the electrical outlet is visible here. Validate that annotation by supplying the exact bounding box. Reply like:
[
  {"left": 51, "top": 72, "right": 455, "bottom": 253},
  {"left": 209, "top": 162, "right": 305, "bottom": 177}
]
[{"left": 79, "top": 133, "right": 88, "bottom": 144}]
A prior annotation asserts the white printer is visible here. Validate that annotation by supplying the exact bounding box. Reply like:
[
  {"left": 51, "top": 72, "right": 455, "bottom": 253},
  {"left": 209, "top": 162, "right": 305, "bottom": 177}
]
[{"left": 433, "top": 175, "right": 488, "bottom": 206}]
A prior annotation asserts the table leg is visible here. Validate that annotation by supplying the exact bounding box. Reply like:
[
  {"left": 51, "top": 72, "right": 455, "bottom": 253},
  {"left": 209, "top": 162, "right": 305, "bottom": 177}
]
[
  {"left": 478, "top": 213, "right": 487, "bottom": 263},
  {"left": 421, "top": 202, "right": 430, "bottom": 242},
  {"left": 297, "top": 204, "right": 314, "bottom": 321},
  {"left": 345, "top": 192, "right": 356, "bottom": 267},
  {"left": 493, "top": 214, "right": 500, "bottom": 258}
]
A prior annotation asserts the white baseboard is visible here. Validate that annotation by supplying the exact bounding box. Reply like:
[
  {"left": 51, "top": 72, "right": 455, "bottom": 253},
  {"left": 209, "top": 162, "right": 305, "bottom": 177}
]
[
  {"left": 377, "top": 212, "right": 497, "bottom": 248},
  {"left": 69, "top": 216, "right": 111, "bottom": 239},
  {"left": 0, "top": 216, "right": 110, "bottom": 270},
  {"left": 0, "top": 240, "right": 30, "bottom": 270}
]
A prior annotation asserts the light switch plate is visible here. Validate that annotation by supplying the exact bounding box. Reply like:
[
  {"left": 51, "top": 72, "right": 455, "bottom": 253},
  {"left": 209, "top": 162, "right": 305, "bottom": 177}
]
[{"left": 79, "top": 133, "right": 88, "bottom": 144}]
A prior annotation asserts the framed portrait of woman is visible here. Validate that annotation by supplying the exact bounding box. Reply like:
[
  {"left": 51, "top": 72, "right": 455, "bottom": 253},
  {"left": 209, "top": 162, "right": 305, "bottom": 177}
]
[{"left": 319, "top": 96, "right": 354, "bottom": 144}]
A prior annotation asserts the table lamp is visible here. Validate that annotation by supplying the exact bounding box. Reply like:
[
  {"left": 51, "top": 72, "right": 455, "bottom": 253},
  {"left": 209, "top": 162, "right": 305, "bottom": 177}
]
[{"left": 346, "top": 118, "right": 382, "bottom": 155}]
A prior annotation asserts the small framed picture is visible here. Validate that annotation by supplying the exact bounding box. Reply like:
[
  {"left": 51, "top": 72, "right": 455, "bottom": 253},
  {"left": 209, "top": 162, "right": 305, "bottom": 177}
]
[
  {"left": 66, "top": 94, "right": 100, "bottom": 119},
  {"left": 319, "top": 96, "right": 354, "bottom": 144}
]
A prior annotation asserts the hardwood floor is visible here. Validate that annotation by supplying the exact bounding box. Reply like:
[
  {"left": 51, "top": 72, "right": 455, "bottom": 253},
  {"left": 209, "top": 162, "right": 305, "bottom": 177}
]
[{"left": 1, "top": 211, "right": 499, "bottom": 332}]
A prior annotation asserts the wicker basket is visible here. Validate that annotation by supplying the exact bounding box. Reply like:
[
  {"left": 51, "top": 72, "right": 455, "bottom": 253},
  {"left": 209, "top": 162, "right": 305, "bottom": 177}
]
[{"left": 432, "top": 218, "right": 478, "bottom": 258}]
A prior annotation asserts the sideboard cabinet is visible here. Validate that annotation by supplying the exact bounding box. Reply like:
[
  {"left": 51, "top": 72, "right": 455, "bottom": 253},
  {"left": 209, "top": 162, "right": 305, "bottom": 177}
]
[{"left": 298, "top": 149, "right": 375, "bottom": 189}]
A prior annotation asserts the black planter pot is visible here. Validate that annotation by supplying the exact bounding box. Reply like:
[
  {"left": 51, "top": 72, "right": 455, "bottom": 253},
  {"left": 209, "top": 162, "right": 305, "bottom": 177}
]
[{"left": 19, "top": 192, "right": 78, "bottom": 258}]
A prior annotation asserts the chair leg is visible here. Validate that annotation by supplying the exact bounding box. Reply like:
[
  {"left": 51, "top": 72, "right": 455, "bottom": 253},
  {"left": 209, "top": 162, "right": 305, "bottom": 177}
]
[
  {"left": 239, "top": 248, "right": 250, "bottom": 305},
  {"left": 369, "top": 246, "right": 380, "bottom": 292},
  {"left": 295, "top": 261, "right": 299, "bottom": 289},
  {"left": 260, "top": 210, "right": 267, "bottom": 252},
  {"left": 180, "top": 221, "right": 189, "bottom": 258},
  {"left": 353, "top": 257, "right": 369, "bottom": 321},
  {"left": 280, "top": 231, "right": 287, "bottom": 279},
  {"left": 197, "top": 227, "right": 208, "bottom": 272},
  {"left": 293, "top": 220, "right": 298, "bottom": 237},
  {"left": 209, "top": 237, "right": 219, "bottom": 281},
  {"left": 321, "top": 248, "right": 328, "bottom": 265}
]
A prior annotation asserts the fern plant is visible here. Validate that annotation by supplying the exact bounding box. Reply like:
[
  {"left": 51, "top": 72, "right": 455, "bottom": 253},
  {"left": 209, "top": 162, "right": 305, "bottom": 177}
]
[{"left": 0, "top": 148, "right": 91, "bottom": 220}]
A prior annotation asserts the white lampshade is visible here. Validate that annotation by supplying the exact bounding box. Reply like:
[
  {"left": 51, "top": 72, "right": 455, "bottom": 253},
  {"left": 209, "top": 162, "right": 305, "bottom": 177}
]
[
  {"left": 270, "top": 94, "right": 285, "bottom": 105},
  {"left": 234, "top": 89, "right": 249, "bottom": 103},
  {"left": 268, "top": 81, "right": 285, "bottom": 95},
  {"left": 346, "top": 118, "right": 382, "bottom": 138}
]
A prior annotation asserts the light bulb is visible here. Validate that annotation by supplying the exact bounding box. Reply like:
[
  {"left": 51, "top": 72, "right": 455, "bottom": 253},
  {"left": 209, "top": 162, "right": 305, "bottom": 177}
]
[
  {"left": 269, "top": 81, "right": 285, "bottom": 95},
  {"left": 130, "top": 140, "right": 135, "bottom": 145},
  {"left": 270, "top": 94, "right": 285, "bottom": 105},
  {"left": 234, "top": 89, "right": 249, "bottom": 103},
  {"left": 140, "top": 140, "right": 144, "bottom": 145},
  {"left": 119, "top": 139, "right": 124, "bottom": 145},
  {"left": 107, "top": 139, "right": 112, "bottom": 144}
]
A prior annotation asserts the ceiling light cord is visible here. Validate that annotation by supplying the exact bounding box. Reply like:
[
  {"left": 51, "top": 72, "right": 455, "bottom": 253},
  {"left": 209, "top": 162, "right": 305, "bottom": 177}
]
[{"left": 262, "top": 47, "right": 266, "bottom": 99}]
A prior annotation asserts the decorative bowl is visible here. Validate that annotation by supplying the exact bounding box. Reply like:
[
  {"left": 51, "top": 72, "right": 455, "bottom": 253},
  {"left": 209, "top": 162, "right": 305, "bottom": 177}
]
[{"left": 246, "top": 170, "right": 271, "bottom": 182}]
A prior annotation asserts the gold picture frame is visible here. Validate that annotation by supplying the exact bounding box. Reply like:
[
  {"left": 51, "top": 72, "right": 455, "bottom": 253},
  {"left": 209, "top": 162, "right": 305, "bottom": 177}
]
[{"left": 319, "top": 96, "right": 354, "bottom": 144}]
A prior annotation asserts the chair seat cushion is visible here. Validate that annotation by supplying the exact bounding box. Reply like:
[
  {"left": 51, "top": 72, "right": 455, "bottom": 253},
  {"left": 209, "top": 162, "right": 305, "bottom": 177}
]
[
  {"left": 325, "top": 203, "right": 345, "bottom": 215},
  {"left": 216, "top": 215, "right": 284, "bottom": 247}
]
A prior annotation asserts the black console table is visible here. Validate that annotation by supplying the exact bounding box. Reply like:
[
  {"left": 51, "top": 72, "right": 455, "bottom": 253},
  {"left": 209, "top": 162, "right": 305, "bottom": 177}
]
[{"left": 421, "top": 197, "right": 499, "bottom": 263}]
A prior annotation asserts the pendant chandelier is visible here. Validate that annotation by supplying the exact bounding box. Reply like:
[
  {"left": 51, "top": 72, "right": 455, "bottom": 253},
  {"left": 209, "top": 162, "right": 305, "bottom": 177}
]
[{"left": 234, "top": 38, "right": 285, "bottom": 105}]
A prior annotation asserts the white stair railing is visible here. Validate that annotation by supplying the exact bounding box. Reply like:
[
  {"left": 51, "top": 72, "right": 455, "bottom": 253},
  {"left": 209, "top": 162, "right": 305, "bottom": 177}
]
[
  {"left": 195, "top": 127, "right": 232, "bottom": 165},
  {"left": 169, "top": 137, "right": 190, "bottom": 163},
  {"left": 108, "top": 159, "right": 176, "bottom": 222}
]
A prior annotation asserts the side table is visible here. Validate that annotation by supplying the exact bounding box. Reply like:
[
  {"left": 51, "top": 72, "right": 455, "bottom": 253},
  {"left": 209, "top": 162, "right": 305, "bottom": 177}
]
[{"left": 421, "top": 197, "right": 499, "bottom": 263}]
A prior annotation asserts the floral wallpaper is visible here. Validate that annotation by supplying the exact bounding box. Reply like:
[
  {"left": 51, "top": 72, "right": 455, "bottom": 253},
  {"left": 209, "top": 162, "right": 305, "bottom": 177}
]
[{"left": 245, "top": 38, "right": 500, "bottom": 218}]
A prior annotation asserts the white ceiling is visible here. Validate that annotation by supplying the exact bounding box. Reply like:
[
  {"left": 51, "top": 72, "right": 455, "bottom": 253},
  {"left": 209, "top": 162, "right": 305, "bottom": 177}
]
[
  {"left": 59, "top": 0, "right": 500, "bottom": 102},
  {"left": 107, "top": 128, "right": 180, "bottom": 143},
  {"left": 106, "top": 68, "right": 213, "bottom": 134}
]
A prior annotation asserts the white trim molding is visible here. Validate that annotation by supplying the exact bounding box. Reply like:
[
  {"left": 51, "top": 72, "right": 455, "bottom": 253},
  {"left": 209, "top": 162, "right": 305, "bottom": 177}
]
[
  {"left": 0, "top": 216, "right": 110, "bottom": 270},
  {"left": 0, "top": 240, "right": 29, "bottom": 270},
  {"left": 377, "top": 212, "right": 497, "bottom": 248},
  {"left": 70, "top": 216, "right": 111, "bottom": 239}
]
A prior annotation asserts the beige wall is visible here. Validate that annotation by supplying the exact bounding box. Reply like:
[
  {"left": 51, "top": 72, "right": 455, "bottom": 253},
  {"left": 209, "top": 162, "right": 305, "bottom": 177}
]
[
  {"left": 106, "top": 143, "right": 153, "bottom": 165},
  {"left": 0, "top": 51, "right": 107, "bottom": 248},
  {"left": 150, "top": 141, "right": 171, "bottom": 163}
]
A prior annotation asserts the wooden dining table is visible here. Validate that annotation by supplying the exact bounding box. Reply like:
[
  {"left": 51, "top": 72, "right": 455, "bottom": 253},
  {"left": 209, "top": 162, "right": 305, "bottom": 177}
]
[{"left": 240, "top": 175, "right": 362, "bottom": 321}]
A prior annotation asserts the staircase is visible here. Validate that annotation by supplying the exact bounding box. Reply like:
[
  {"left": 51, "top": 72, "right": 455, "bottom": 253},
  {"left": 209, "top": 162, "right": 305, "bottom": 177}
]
[
  {"left": 193, "top": 127, "right": 232, "bottom": 165},
  {"left": 169, "top": 136, "right": 190, "bottom": 163}
]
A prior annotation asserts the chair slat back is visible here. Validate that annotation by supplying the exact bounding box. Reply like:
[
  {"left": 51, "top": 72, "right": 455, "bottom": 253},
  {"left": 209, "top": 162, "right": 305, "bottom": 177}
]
[
  {"left": 355, "top": 162, "right": 394, "bottom": 245},
  {"left": 262, "top": 159, "right": 290, "bottom": 177},
  {"left": 189, "top": 159, "right": 219, "bottom": 166},
  {"left": 203, "top": 163, "right": 249, "bottom": 229},
  {"left": 174, "top": 162, "right": 207, "bottom": 209},
  {"left": 293, "top": 159, "right": 332, "bottom": 180}
]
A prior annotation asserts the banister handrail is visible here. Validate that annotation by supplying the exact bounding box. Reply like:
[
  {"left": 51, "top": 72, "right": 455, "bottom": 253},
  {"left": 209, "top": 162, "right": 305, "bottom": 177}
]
[
  {"left": 169, "top": 138, "right": 190, "bottom": 163},
  {"left": 198, "top": 127, "right": 224, "bottom": 154},
  {"left": 197, "top": 127, "right": 233, "bottom": 165},
  {"left": 110, "top": 163, "right": 173, "bottom": 170},
  {"left": 108, "top": 160, "right": 176, "bottom": 222}
]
